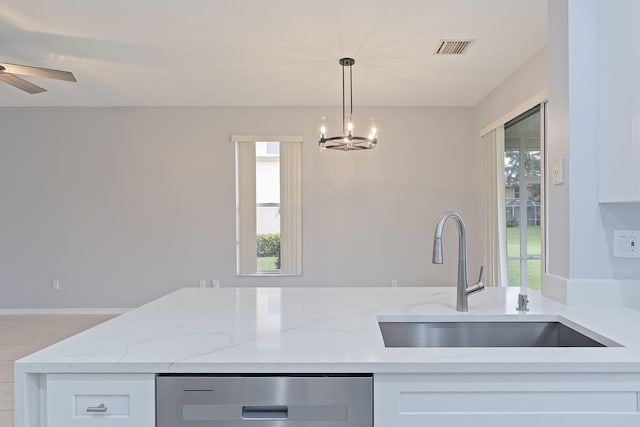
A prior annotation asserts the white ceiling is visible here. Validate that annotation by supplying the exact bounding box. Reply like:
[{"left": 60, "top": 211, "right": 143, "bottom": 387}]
[{"left": 0, "top": 0, "right": 547, "bottom": 107}]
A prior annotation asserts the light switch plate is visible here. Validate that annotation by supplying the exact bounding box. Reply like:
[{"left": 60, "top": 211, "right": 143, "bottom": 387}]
[{"left": 613, "top": 230, "right": 640, "bottom": 257}]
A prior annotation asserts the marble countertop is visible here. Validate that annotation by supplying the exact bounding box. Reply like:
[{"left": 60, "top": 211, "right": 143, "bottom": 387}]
[{"left": 15, "top": 287, "right": 640, "bottom": 374}]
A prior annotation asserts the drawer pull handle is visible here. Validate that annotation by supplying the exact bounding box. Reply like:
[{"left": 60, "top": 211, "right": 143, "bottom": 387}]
[
  {"left": 86, "top": 403, "right": 108, "bottom": 413},
  {"left": 242, "top": 406, "right": 288, "bottom": 419}
]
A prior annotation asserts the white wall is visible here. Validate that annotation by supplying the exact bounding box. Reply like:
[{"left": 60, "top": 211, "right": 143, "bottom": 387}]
[
  {"left": 545, "top": 0, "right": 640, "bottom": 306},
  {"left": 545, "top": 0, "right": 572, "bottom": 293},
  {"left": 0, "top": 106, "right": 480, "bottom": 308},
  {"left": 474, "top": 47, "right": 548, "bottom": 134},
  {"left": 472, "top": 0, "right": 640, "bottom": 309},
  {"left": 472, "top": 46, "right": 548, "bottom": 292}
]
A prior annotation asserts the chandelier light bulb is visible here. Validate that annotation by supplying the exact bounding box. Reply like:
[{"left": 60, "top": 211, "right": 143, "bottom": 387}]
[
  {"left": 319, "top": 116, "right": 327, "bottom": 138},
  {"left": 370, "top": 117, "right": 377, "bottom": 136}
]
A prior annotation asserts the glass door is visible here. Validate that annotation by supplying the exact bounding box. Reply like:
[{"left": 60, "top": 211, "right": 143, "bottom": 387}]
[{"left": 504, "top": 106, "right": 542, "bottom": 290}]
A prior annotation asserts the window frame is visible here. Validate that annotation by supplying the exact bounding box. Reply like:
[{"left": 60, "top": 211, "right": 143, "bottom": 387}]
[
  {"left": 481, "top": 95, "right": 548, "bottom": 290},
  {"left": 232, "top": 135, "right": 303, "bottom": 277},
  {"left": 502, "top": 103, "right": 546, "bottom": 290}
]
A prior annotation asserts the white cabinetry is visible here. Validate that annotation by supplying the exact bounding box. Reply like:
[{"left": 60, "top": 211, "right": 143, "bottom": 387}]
[
  {"left": 598, "top": 0, "right": 640, "bottom": 202},
  {"left": 374, "top": 373, "right": 640, "bottom": 427},
  {"left": 46, "top": 374, "right": 155, "bottom": 427}
]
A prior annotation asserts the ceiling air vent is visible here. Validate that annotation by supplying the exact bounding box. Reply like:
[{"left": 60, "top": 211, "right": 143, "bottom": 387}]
[{"left": 434, "top": 39, "right": 475, "bottom": 55}]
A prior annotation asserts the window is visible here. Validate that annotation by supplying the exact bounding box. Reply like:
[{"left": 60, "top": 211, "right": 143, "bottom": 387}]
[
  {"left": 256, "top": 141, "right": 281, "bottom": 272},
  {"left": 504, "top": 105, "right": 544, "bottom": 291},
  {"left": 234, "top": 136, "right": 302, "bottom": 275},
  {"left": 482, "top": 102, "right": 546, "bottom": 290}
]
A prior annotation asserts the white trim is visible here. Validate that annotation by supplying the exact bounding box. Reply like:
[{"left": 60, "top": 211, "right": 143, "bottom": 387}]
[
  {"left": 541, "top": 101, "right": 548, "bottom": 276},
  {"left": 236, "top": 274, "right": 302, "bottom": 277},
  {"left": 495, "top": 126, "right": 508, "bottom": 287},
  {"left": 566, "top": 279, "right": 640, "bottom": 308},
  {"left": 0, "top": 308, "right": 130, "bottom": 315},
  {"left": 542, "top": 272, "right": 568, "bottom": 304},
  {"left": 480, "top": 90, "right": 549, "bottom": 137},
  {"left": 231, "top": 135, "right": 303, "bottom": 143},
  {"left": 234, "top": 139, "right": 303, "bottom": 276},
  {"left": 542, "top": 274, "right": 640, "bottom": 309}
]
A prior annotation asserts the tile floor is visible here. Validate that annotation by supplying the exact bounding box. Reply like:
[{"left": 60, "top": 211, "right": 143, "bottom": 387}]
[{"left": 0, "top": 314, "right": 115, "bottom": 426}]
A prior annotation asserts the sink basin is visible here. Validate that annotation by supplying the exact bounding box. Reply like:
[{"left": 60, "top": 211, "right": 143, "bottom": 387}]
[{"left": 378, "top": 319, "right": 617, "bottom": 348}]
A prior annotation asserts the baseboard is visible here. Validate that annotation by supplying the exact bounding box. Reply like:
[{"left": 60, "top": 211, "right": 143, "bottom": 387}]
[
  {"left": 541, "top": 273, "right": 567, "bottom": 304},
  {"left": 0, "top": 307, "right": 131, "bottom": 315},
  {"left": 542, "top": 273, "right": 640, "bottom": 308},
  {"left": 566, "top": 279, "right": 640, "bottom": 308}
]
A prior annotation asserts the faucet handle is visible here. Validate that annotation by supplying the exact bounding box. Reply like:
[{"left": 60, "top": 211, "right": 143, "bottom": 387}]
[{"left": 466, "top": 266, "right": 485, "bottom": 295}]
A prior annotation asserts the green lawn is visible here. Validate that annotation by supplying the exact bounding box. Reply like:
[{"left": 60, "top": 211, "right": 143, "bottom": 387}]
[
  {"left": 257, "top": 256, "right": 278, "bottom": 271},
  {"left": 506, "top": 226, "right": 541, "bottom": 291}
]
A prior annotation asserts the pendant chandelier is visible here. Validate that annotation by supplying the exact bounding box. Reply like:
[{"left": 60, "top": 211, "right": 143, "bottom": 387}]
[{"left": 319, "top": 58, "right": 378, "bottom": 151}]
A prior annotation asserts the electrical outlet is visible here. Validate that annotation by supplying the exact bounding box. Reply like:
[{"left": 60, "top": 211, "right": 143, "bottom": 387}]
[
  {"left": 52, "top": 279, "right": 60, "bottom": 291},
  {"left": 613, "top": 230, "right": 640, "bottom": 257}
]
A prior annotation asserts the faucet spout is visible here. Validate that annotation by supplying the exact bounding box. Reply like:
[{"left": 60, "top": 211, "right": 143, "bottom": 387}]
[
  {"left": 432, "top": 211, "right": 484, "bottom": 312},
  {"left": 432, "top": 237, "right": 443, "bottom": 264}
]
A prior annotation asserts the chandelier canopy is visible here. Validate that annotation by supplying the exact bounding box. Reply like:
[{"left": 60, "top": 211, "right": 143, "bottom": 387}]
[{"left": 319, "top": 58, "right": 378, "bottom": 151}]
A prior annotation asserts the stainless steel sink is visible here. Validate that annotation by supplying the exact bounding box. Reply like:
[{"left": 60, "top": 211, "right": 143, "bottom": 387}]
[{"left": 379, "top": 320, "right": 616, "bottom": 348}]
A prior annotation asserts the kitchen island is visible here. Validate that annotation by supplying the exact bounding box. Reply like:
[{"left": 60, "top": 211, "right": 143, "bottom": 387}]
[{"left": 14, "top": 287, "right": 640, "bottom": 426}]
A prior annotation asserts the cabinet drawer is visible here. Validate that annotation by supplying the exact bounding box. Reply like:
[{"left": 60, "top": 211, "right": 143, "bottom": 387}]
[
  {"left": 46, "top": 373, "right": 155, "bottom": 427},
  {"left": 375, "top": 373, "right": 640, "bottom": 427}
]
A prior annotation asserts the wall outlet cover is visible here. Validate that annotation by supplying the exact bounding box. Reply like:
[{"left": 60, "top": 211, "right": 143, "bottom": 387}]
[{"left": 613, "top": 230, "right": 640, "bottom": 257}]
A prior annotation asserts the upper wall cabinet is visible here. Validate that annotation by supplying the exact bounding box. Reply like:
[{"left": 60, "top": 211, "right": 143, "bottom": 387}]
[{"left": 598, "top": 0, "right": 640, "bottom": 203}]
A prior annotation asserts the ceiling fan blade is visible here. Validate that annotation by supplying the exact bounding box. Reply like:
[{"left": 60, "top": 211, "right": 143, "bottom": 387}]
[
  {"left": 0, "top": 62, "right": 76, "bottom": 82},
  {"left": 0, "top": 73, "right": 46, "bottom": 94}
]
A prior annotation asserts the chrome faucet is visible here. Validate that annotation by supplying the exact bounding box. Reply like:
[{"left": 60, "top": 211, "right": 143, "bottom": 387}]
[{"left": 432, "top": 211, "right": 484, "bottom": 312}]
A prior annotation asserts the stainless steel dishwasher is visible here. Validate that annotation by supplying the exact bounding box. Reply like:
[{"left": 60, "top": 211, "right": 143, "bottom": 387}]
[{"left": 156, "top": 374, "right": 372, "bottom": 427}]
